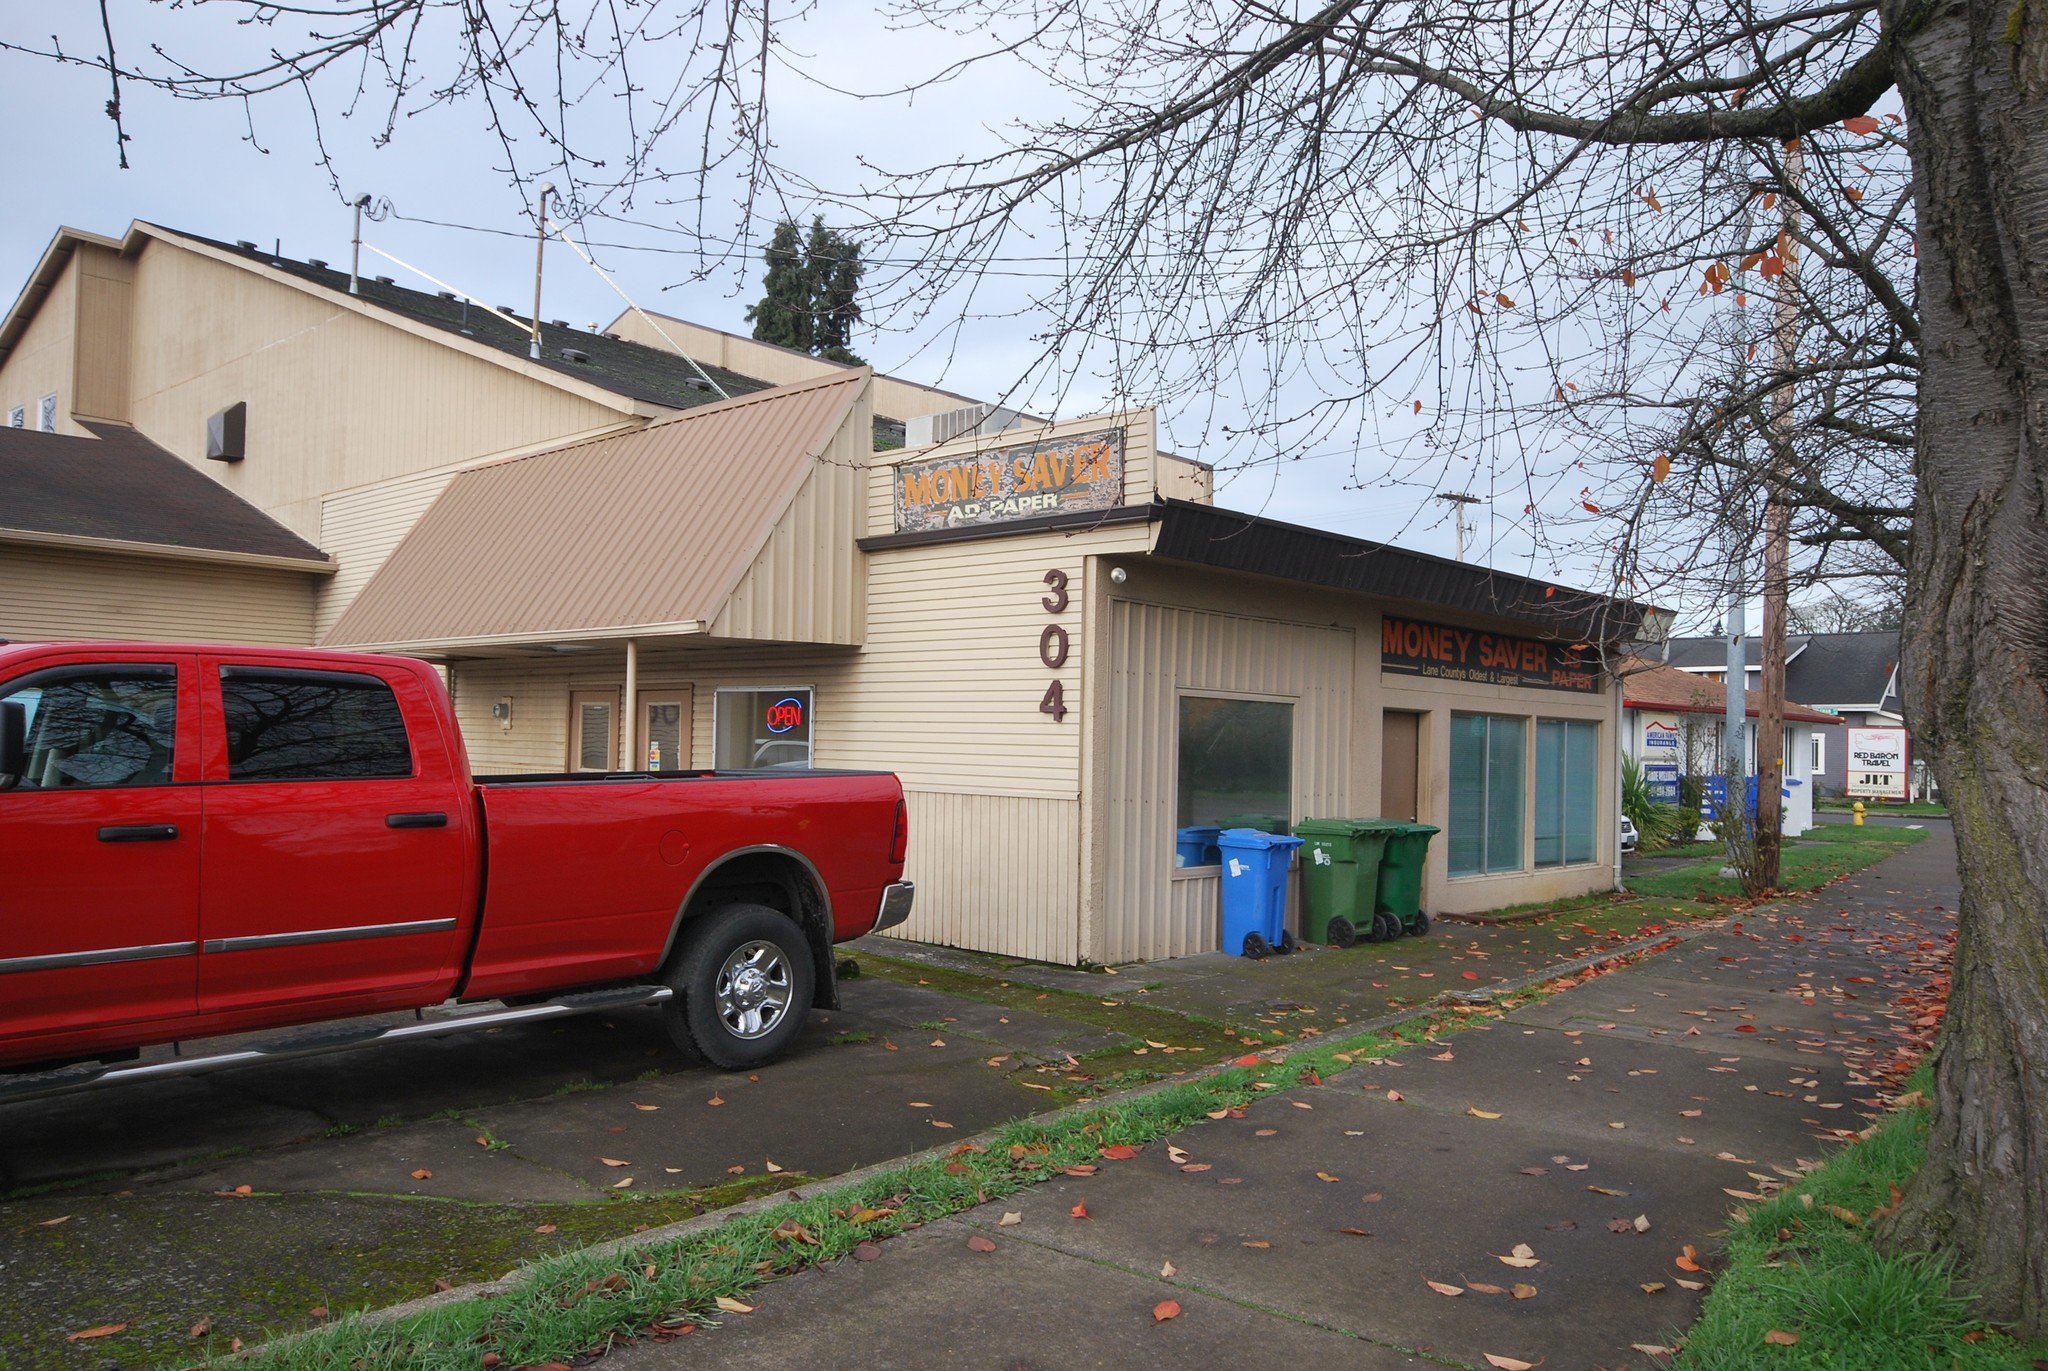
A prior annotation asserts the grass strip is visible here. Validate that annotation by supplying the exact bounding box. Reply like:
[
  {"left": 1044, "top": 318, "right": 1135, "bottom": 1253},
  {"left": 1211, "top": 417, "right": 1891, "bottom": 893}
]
[
  {"left": 199, "top": 1013, "right": 1461, "bottom": 1370},
  {"left": 1627, "top": 825, "right": 1926, "bottom": 901},
  {"left": 1673, "top": 1069, "right": 2048, "bottom": 1370}
]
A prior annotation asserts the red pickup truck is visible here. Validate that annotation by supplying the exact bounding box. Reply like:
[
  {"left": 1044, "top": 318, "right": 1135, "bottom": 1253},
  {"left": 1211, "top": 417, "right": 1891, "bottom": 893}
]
[{"left": 0, "top": 641, "right": 913, "bottom": 1095}]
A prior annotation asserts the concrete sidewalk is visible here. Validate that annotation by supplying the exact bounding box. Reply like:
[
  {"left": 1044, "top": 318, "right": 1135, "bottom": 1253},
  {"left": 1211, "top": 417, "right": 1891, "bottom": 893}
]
[{"left": 603, "top": 830, "right": 1957, "bottom": 1371}]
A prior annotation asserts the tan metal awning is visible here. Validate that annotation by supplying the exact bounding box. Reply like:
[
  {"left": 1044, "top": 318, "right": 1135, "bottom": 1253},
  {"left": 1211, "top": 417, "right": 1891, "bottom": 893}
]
[{"left": 323, "top": 369, "right": 868, "bottom": 653}]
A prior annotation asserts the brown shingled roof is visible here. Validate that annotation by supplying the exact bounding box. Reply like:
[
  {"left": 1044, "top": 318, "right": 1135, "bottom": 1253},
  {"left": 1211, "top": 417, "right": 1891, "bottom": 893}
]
[
  {"left": 1620, "top": 660, "right": 1840, "bottom": 725},
  {"left": 0, "top": 422, "right": 330, "bottom": 567}
]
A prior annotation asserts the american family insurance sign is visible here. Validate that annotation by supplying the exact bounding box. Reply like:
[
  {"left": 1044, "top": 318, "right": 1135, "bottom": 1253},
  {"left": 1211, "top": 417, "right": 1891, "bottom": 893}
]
[
  {"left": 893, "top": 430, "right": 1123, "bottom": 532},
  {"left": 1380, "top": 615, "right": 1602, "bottom": 693}
]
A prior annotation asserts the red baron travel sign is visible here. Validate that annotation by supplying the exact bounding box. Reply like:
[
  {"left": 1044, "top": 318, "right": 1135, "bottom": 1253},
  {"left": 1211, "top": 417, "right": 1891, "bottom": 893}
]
[
  {"left": 1380, "top": 615, "right": 1602, "bottom": 693},
  {"left": 893, "top": 430, "right": 1124, "bottom": 532}
]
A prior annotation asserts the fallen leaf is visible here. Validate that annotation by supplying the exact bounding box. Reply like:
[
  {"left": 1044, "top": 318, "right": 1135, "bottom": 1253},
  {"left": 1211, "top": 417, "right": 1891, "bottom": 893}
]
[
  {"left": 1426, "top": 1279, "right": 1465, "bottom": 1296},
  {"left": 908, "top": 1101, "right": 933, "bottom": 1109},
  {"left": 1676, "top": 1278, "right": 1706, "bottom": 1291},
  {"left": 1631, "top": 1345, "right": 1678, "bottom": 1356},
  {"left": 1763, "top": 1329, "right": 1799, "bottom": 1345},
  {"left": 1255, "top": 1129, "right": 1278, "bottom": 1137},
  {"left": 1484, "top": 1355, "right": 1537, "bottom": 1371},
  {"left": 1101, "top": 1144, "right": 1140, "bottom": 1160},
  {"left": 67, "top": 1324, "right": 128, "bottom": 1341},
  {"left": 1386, "top": 1090, "right": 1404, "bottom": 1102},
  {"left": 966, "top": 1234, "right": 997, "bottom": 1253},
  {"left": 999, "top": 1212, "right": 1022, "bottom": 1227},
  {"left": 1723, "top": 1188, "right": 1766, "bottom": 1202},
  {"left": 1337, "top": 1226, "right": 1370, "bottom": 1237},
  {"left": 1315, "top": 1171, "right": 1340, "bottom": 1183},
  {"left": 1468, "top": 1108, "right": 1503, "bottom": 1120},
  {"left": 1496, "top": 1244, "right": 1540, "bottom": 1268},
  {"left": 765, "top": 1159, "right": 785, "bottom": 1173},
  {"left": 535, "top": 1223, "right": 558, "bottom": 1233},
  {"left": 707, "top": 1094, "right": 725, "bottom": 1106},
  {"left": 1676, "top": 1246, "right": 1702, "bottom": 1272},
  {"left": 1167, "top": 1146, "right": 1191, "bottom": 1164},
  {"left": 931, "top": 1121, "right": 955, "bottom": 1129},
  {"left": 1466, "top": 1281, "right": 1506, "bottom": 1294},
  {"left": 1153, "top": 1299, "right": 1182, "bottom": 1322},
  {"left": 1361, "top": 1191, "right": 1383, "bottom": 1203},
  {"left": 1634, "top": 1215, "right": 1652, "bottom": 1233},
  {"left": 1290, "top": 1101, "right": 1313, "bottom": 1110},
  {"left": 613, "top": 1177, "right": 634, "bottom": 1189},
  {"left": 410, "top": 1169, "right": 433, "bottom": 1180},
  {"left": 714, "top": 1296, "right": 754, "bottom": 1314},
  {"left": 632, "top": 1102, "right": 659, "bottom": 1112},
  {"left": 37, "top": 1215, "right": 70, "bottom": 1226},
  {"left": 852, "top": 1242, "right": 882, "bottom": 1261},
  {"left": 1180, "top": 1163, "right": 1212, "bottom": 1173},
  {"left": 1642, "top": 1282, "right": 1667, "bottom": 1294},
  {"left": 1161, "top": 1259, "right": 1177, "bottom": 1277},
  {"left": 600, "top": 1157, "right": 631, "bottom": 1167},
  {"left": 1512, "top": 1283, "right": 1537, "bottom": 1300},
  {"left": 1241, "top": 1239, "right": 1271, "bottom": 1249},
  {"left": 930, "top": 1038, "right": 946, "bottom": 1047},
  {"left": 189, "top": 1319, "right": 212, "bottom": 1338},
  {"left": 1071, "top": 1203, "right": 1090, "bottom": 1219},
  {"left": 1608, "top": 1121, "right": 1627, "bottom": 1130},
  {"left": 1587, "top": 1185, "right": 1628, "bottom": 1196}
]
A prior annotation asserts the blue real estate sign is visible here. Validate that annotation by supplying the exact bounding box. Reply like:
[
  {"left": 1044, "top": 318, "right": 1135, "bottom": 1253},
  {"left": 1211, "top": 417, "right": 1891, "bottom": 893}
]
[{"left": 1644, "top": 761, "right": 1680, "bottom": 805}]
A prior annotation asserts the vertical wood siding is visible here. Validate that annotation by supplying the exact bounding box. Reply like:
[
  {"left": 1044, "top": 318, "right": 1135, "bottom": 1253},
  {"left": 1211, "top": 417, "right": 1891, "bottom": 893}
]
[
  {"left": 71, "top": 251, "right": 134, "bottom": 423},
  {"left": 0, "top": 255, "right": 81, "bottom": 434},
  {"left": 1100, "top": 601, "right": 1354, "bottom": 962},
  {"left": 0, "top": 546, "right": 315, "bottom": 645},
  {"left": 879, "top": 790, "right": 1080, "bottom": 963}
]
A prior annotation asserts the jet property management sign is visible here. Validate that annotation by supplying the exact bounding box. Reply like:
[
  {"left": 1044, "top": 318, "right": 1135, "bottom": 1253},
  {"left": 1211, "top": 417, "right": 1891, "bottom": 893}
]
[
  {"left": 1845, "top": 727, "right": 1909, "bottom": 799},
  {"left": 894, "top": 430, "right": 1123, "bottom": 532},
  {"left": 1380, "top": 616, "right": 1601, "bottom": 693}
]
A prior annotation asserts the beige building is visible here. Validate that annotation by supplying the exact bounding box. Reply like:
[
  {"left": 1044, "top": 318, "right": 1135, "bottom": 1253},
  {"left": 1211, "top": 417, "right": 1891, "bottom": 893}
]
[{"left": 1, "top": 220, "right": 1662, "bottom": 965}]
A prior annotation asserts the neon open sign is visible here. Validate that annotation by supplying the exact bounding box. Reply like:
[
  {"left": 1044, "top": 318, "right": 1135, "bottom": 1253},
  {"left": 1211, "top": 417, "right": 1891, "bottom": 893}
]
[{"left": 764, "top": 697, "right": 806, "bottom": 734}]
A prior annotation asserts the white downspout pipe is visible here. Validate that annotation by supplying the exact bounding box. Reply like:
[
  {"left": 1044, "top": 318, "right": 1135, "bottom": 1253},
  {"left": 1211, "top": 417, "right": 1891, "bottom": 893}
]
[{"left": 622, "top": 639, "right": 639, "bottom": 773}]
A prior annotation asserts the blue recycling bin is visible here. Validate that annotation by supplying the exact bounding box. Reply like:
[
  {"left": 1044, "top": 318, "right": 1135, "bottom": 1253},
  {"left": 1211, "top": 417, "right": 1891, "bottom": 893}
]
[
  {"left": 1218, "top": 828, "right": 1304, "bottom": 957},
  {"left": 1175, "top": 825, "right": 1223, "bottom": 868}
]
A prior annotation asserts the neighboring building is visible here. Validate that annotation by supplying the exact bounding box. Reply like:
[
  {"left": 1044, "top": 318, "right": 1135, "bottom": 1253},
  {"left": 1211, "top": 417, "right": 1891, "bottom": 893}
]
[
  {"left": 0, "top": 218, "right": 1666, "bottom": 963},
  {"left": 1619, "top": 661, "right": 1840, "bottom": 835},
  {"left": 1660, "top": 631, "right": 1919, "bottom": 799}
]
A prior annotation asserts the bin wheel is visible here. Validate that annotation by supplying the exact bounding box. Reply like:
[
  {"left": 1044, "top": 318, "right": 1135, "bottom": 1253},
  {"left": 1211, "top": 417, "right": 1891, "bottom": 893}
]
[
  {"left": 1373, "top": 912, "right": 1399, "bottom": 943},
  {"left": 1277, "top": 929, "right": 1298, "bottom": 955},
  {"left": 1242, "top": 932, "right": 1273, "bottom": 960},
  {"left": 1326, "top": 916, "right": 1357, "bottom": 949},
  {"left": 1413, "top": 910, "right": 1432, "bottom": 936}
]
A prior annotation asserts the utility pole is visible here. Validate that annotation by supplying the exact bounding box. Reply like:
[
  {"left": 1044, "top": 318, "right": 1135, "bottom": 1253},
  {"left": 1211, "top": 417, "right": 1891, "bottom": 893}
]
[
  {"left": 1755, "top": 140, "right": 1803, "bottom": 889},
  {"left": 349, "top": 193, "right": 371, "bottom": 295},
  {"left": 1436, "top": 492, "right": 1480, "bottom": 562}
]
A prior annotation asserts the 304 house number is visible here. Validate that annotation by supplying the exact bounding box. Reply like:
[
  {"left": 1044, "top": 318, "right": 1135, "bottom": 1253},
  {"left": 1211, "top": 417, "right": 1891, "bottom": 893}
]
[{"left": 1040, "top": 568, "right": 1070, "bottom": 721}]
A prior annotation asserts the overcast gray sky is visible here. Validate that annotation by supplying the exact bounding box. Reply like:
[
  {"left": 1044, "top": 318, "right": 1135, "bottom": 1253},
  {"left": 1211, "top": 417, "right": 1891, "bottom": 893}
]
[{"left": 0, "top": 2, "right": 1719, "bottom": 609}]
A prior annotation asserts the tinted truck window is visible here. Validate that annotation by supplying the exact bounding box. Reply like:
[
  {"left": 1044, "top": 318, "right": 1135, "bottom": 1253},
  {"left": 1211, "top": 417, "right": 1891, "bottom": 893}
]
[
  {"left": 1, "top": 667, "right": 177, "bottom": 789},
  {"left": 220, "top": 670, "right": 412, "bottom": 780}
]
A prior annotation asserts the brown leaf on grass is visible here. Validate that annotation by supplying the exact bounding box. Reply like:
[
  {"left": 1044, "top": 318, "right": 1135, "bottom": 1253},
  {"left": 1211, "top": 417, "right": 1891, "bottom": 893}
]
[
  {"left": 1631, "top": 1344, "right": 1678, "bottom": 1356},
  {"left": 37, "top": 1215, "right": 70, "bottom": 1226},
  {"left": 1763, "top": 1329, "right": 1799, "bottom": 1345},
  {"left": 308, "top": 1306, "right": 330, "bottom": 1318},
  {"left": 966, "top": 1235, "right": 998, "bottom": 1253},
  {"left": 1100, "top": 1144, "right": 1140, "bottom": 1160},
  {"left": 189, "top": 1319, "right": 212, "bottom": 1338},
  {"left": 1426, "top": 1279, "right": 1465, "bottom": 1296},
  {"left": 714, "top": 1296, "right": 754, "bottom": 1314},
  {"left": 1153, "top": 1299, "right": 1182, "bottom": 1322},
  {"left": 68, "top": 1324, "right": 128, "bottom": 1341}
]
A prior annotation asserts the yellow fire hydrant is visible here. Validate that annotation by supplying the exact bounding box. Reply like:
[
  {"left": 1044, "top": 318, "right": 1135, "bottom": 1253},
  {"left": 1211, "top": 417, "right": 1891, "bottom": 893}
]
[{"left": 1852, "top": 800, "right": 1866, "bottom": 826}]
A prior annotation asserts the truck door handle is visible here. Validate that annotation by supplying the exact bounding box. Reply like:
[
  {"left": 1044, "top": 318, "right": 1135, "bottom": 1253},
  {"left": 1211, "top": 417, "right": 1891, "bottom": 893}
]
[
  {"left": 98, "top": 824, "right": 180, "bottom": 843},
  {"left": 385, "top": 812, "right": 449, "bottom": 829}
]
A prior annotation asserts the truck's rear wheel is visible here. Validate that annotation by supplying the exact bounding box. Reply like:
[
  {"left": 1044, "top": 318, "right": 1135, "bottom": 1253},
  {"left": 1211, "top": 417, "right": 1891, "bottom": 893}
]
[{"left": 662, "top": 903, "right": 815, "bottom": 1069}]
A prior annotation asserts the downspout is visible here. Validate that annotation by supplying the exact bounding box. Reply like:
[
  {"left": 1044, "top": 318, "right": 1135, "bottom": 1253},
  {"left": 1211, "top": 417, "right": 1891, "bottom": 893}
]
[{"left": 1614, "top": 658, "right": 1627, "bottom": 893}]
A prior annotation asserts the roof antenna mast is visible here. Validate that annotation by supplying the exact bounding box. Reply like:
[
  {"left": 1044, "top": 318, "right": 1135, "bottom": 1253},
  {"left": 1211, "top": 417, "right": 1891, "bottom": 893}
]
[
  {"left": 349, "top": 192, "right": 371, "bottom": 295},
  {"left": 530, "top": 183, "right": 554, "bottom": 360}
]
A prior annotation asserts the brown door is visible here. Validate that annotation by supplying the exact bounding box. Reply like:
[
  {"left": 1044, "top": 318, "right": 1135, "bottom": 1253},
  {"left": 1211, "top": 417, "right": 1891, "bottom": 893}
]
[
  {"left": 569, "top": 690, "right": 620, "bottom": 772},
  {"left": 1381, "top": 710, "right": 1421, "bottom": 820}
]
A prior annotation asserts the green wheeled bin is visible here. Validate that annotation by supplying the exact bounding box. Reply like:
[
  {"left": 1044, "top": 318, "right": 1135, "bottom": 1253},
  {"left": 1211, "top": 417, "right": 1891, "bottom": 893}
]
[
  {"left": 1295, "top": 818, "right": 1400, "bottom": 947},
  {"left": 1374, "top": 822, "right": 1442, "bottom": 939}
]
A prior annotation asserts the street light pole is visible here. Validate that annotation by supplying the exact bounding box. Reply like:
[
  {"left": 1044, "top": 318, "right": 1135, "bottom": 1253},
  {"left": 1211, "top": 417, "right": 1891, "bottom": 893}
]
[{"left": 1436, "top": 492, "right": 1480, "bottom": 562}]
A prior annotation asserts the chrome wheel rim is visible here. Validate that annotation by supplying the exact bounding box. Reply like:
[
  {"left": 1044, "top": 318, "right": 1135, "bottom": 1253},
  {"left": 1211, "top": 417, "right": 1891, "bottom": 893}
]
[{"left": 714, "top": 939, "right": 795, "bottom": 1039}]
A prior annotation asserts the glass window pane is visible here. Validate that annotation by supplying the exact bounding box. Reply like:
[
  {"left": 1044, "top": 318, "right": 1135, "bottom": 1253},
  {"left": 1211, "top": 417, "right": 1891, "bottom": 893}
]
[
  {"left": 1448, "top": 713, "right": 1487, "bottom": 876},
  {"left": 1533, "top": 720, "right": 1563, "bottom": 867},
  {"left": 1176, "top": 697, "right": 1292, "bottom": 863},
  {"left": 1485, "top": 716, "right": 1525, "bottom": 872},
  {"left": 645, "top": 702, "right": 683, "bottom": 771},
  {"left": 4, "top": 670, "right": 177, "bottom": 789},
  {"left": 1565, "top": 722, "right": 1599, "bottom": 863},
  {"left": 715, "top": 689, "right": 813, "bottom": 768},
  {"left": 577, "top": 702, "right": 613, "bottom": 771},
  {"left": 222, "top": 674, "right": 412, "bottom": 781}
]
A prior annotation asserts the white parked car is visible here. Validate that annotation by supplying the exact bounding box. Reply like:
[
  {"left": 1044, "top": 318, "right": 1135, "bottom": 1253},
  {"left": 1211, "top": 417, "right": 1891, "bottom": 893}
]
[{"left": 1620, "top": 815, "right": 1640, "bottom": 855}]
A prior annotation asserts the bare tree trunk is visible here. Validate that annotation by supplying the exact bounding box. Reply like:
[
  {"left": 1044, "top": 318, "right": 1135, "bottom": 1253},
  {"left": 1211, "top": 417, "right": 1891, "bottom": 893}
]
[{"left": 1877, "top": 0, "right": 2048, "bottom": 1336}]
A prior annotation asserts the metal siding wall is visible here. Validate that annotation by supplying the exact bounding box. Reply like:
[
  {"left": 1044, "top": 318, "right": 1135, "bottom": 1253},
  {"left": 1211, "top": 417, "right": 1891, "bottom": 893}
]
[
  {"left": 0, "top": 256, "right": 81, "bottom": 435},
  {"left": 317, "top": 465, "right": 465, "bottom": 639},
  {"left": 0, "top": 545, "right": 315, "bottom": 645},
  {"left": 71, "top": 254, "right": 134, "bottom": 423},
  {"left": 1103, "top": 601, "right": 1353, "bottom": 962},
  {"left": 878, "top": 790, "right": 1079, "bottom": 963},
  {"left": 711, "top": 412, "right": 865, "bottom": 646}
]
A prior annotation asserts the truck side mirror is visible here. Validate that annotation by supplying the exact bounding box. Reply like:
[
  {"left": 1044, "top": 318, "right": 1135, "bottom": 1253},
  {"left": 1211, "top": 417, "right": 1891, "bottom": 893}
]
[{"left": 0, "top": 700, "right": 24, "bottom": 790}]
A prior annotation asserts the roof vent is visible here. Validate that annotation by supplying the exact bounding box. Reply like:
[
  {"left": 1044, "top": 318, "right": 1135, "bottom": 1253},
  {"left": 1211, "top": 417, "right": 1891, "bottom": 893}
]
[
  {"left": 560, "top": 347, "right": 591, "bottom": 364},
  {"left": 307, "top": 258, "right": 328, "bottom": 270},
  {"left": 685, "top": 377, "right": 713, "bottom": 391},
  {"left": 375, "top": 274, "right": 394, "bottom": 285},
  {"left": 905, "top": 403, "right": 1029, "bottom": 448},
  {"left": 604, "top": 331, "right": 622, "bottom": 341},
  {"left": 438, "top": 290, "right": 458, "bottom": 300},
  {"left": 206, "top": 401, "right": 247, "bottom": 463},
  {"left": 551, "top": 318, "right": 569, "bottom": 329},
  {"left": 236, "top": 240, "right": 258, "bottom": 252}
]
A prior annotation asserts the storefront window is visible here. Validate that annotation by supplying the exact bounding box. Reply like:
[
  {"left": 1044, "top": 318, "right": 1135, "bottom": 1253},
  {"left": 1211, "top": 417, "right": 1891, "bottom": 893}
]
[
  {"left": 714, "top": 687, "right": 813, "bottom": 769},
  {"left": 1534, "top": 719, "right": 1599, "bottom": 867},
  {"left": 1449, "top": 713, "right": 1525, "bottom": 876},
  {"left": 1175, "top": 696, "right": 1293, "bottom": 865}
]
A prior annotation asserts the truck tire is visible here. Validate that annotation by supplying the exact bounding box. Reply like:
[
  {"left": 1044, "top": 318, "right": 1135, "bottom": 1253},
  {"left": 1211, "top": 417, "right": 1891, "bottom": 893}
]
[{"left": 662, "top": 903, "right": 815, "bottom": 1070}]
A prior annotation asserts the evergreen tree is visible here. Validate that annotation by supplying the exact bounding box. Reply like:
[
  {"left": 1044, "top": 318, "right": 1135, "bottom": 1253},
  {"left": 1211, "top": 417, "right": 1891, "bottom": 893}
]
[{"left": 745, "top": 216, "right": 864, "bottom": 364}]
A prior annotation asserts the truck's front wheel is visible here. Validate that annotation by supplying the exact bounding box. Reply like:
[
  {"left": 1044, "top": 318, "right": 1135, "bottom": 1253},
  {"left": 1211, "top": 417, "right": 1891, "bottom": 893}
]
[{"left": 662, "top": 904, "right": 815, "bottom": 1069}]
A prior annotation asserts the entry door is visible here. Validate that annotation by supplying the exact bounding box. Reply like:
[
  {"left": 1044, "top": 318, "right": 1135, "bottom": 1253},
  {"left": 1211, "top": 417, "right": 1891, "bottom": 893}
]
[
  {"left": 570, "top": 690, "right": 619, "bottom": 772},
  {"left": 0, "top": 662, "right": 200, "bottom": 1042},
  {"left": 1382, "top": 710, "right": 1422, "bottom": 821},
  {"left": 639, "top": 689, "right": 692, "bottom": 772}
]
